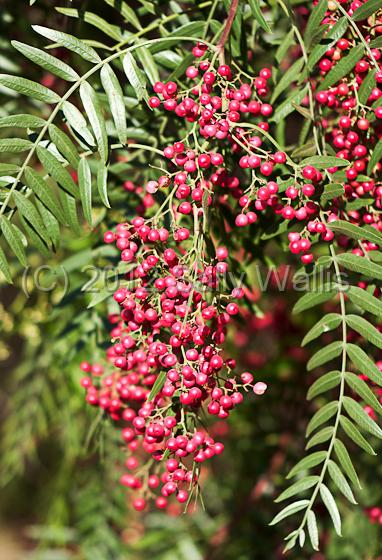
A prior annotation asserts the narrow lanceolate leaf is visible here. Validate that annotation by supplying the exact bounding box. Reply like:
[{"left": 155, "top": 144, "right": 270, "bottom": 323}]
[
  {"left": 321, "top": 183, "right": 344, "bottom": 203},
  {"left": 97, "top": 164, "right": 110, "bottom": 208},
  {"left": 307, "top": 341, "right": 343, "bottom": 371},
  {"left": 0, "top": 138, "right": 33, "bottom": 153},
  {"left": 308, "top": 17, "right": 348, "bottom": 70},
  {"left": 346, "top": 315, "right": 382, "bottom": 349},
  {"left": 123, "top": 53, "right": 147, "bottom": 101},
  {"left": 307, "top": 371, "right": 341, "bottom": 400},
  {"left": 305, "top": 0, "right": 328, "bottom": 48},
  {"left": 347, "top": 286, "right": 382, "bottom": 318},
  {"left": 367, "top": 138, "right": 382, "bottom": 175},
  {"left": 336, "top": 253, "right": 382, "bottom": 281},
  {"left": 345, "top": 372, "right": 382, "bottom": 416},
  {"left": 275, "top": 476, "right": 319, "bottom": 503},
  {"left": 36, "top": 199, "right": 60, "bottom": 247},
  {"left": 0, "top": 217, "right": 27, "bottom": 267},
  {"left": 0, "top": 114, "right": 45, "bottom": 128},
  {"left": 271, "top": 86, "right": 308, "bottom": 123},
  {"left": 329, "top": 220, "right": 382, "bottom": 247},
  {"left": 0, "top": 74, "right": 60, "bottom": 103},
  {"left": 302, "top": 313, "right": 342, "bottom": 346},
  {"left": 59, "top": 191, "right": 80, "bottom": 235},
  {"left": 0, "top": 163, "right": 20, "bottom": 175},
  {"left": 328, "top": 460, "right": 357, "bottom": 504},
  {"left": 48, "top": 125, "right": 80, "bottom": 169},
  {"left": 148, "top": 371, "right": 166, "bottom": 401},
  {"left": 80, "top": 82, "right": 108, "bottom": 163},
  {"left": 269, "top": 500, "right": 310, "bottom": 526},
  {"left": 353, "top": 0, "right": 381, "bottom": 21},
  {"left": 103, "top": 0, "right": 143, "bottom": 28},
  {"left": 11, "top": 41, "right": 79, "bottom": 81},
  {"left": 55, "top": 8, "right": 123, "bottom": 41},
  {"left": 358, "top": 70, "right": 375, "bottom": 105},
  {"left": 248, "top": 0, "right": 272, "bottom": 33},
  {"left": 307, "top": 510, "right": 319, "bottom": 551},
  {"left": 36, "top": 146, "right": 78, "bottom": 197},
  {"left": 318, "top": 45, "right": 364, "bottom": 91},
  {"left": 347, "top": 344, "right": 382, "bottom": 387},
  {"left": 343, "top": 396, "right": 382, "bottom": 438},
  {"left": 32, "top": 26, "right": 101, "bottom": 63},
  {"left": 136, "top": 46, "right": 160, "bottom": 86},
  {"left": 78, "top": 158, "right": 92, "bottom": 226},
  {"left": 333, "top": 439, "right": 362, "bottom": 488},
  {"left": 340, "top": 415, "right": 376, "bottom": 454},
  {"left": 299, "top": 156, "right": 350, "bottom": 169},
  {"left": 287, "top": 451, "right": 327, "bottom": 479},
  {"left": 24, "top": 167, "right": 66, "bottom": 224},
  {"left": 320, "top": 484, "right": 342, "bottom": 536},
  {"left": 0, "top": 245, "right": 12, "bottom": 283},
  {"left": 306, "top": 401, "right": 338, "bottom": 437},
  {"left": 100, "top": 64, "right": 127, "bottom": 145},
  {"left": 271, "top": 59, "right": 304, "bottom": 103},
  {"left": 62, "top": 101, "right": 95, "bottom": 147},
  {"left": 306, "top": 426, "right": 334, "bottom": 449},
  {"left": 293, "top": 288, "right": 336, "bottom": 314},
  {"left": 13, "top": 191, "right": 49, "bottom": 243}
]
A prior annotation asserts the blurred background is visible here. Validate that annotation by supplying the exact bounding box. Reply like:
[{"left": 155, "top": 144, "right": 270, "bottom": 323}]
[{"left": 1, "top": 1, "right": 382, "bottom": 558}]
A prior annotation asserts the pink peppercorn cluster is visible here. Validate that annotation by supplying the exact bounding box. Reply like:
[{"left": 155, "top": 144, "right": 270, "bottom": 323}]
[{"left": 80, "top": 216, "right": 266, "bottom": 511}]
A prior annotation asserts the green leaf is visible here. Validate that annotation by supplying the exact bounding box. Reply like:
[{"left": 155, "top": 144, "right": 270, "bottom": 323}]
[
  {"left": 346, "top": 285, "right": 382, "bottom": 318},
  {"left": 100, "top": 64, "right": 127, "bottom": 145},
  {"left": 370, "top": 37, "right": 382, "bottom": 48},
  {"left": 320, "top": 484, "right": 342, "bottom": 536},
  {"left": 271, "top": 86, "right": 308, "bottom": 123},
  {"left": 136, "top": 46, "right": 160, "bottom": 86},
  {"left": 291, "top": 141, "right": 317, "bottom": 159},
  {"left": 329, "top": 220, "right": 382, "bottom": 246},
  {"left": 347, "top": 343, "right": 382, "bottom": 387},
  {"left": 0, "top": 245, "right": 12, "bottom": 283},
  {"left": 11, "top": 41, "right": 79, "bottom": 82},
  {"left": 307, "top": 510, "right": 319, "bottom": 551},
  {"left": 271, "top": 59, "right": 304, "bottom": 103},
  {"left": 276, "top": 29, "right": 295, "bottom": 64},
  {"left": 49, "top": 125, "right": 80, "bottom": 169},
  {"left": 78, "top": 158, "right": 92, "bottom": 226},
  {"left": 305, "top": 0, "right": 328, "bottom": 49},
  {"left": 0, "top": 163, "right": 20, "bottom": 175},
  {"left": 346, "top": 314, "right": 382, "bottom": 349},
  {"left": 62, "top": 101, "right": 95, "bottom": 147},
  {"left": 343, "top": 396, "right": 382, "bottom": 438},
  {"left": 0, "top": 217, "right": 27, "bottom": 267},
  {"left": 307, "top": 371, "right": 341, "bottom": 400},
  {"left": 358, "top": 70, "right": 375, "bottom": 105},
  {"left": 87, "top": 289, "right": 112, "bottom": 309},
  {"left": 287, "top": 451, "right": 327, "bottom": 479},
  {"left": 24, "top": 167, "right": 66, "bottom": 225},
  {"left": 33, "top": 26, "right": 101, "bottom": 63},
  {"left": 353, "top": 0, "right": 381, "bottom": 20},
  {"left": 275, "top": 476, "right": 319, "bottom": 502},
  {"left": 0, "top": 74, "right": 60, "bottom": 103},
  {"left": 59, "top": 191, "right": 80, "bottom": 235},
  {"left": 248, "top": 0, "right": 272, "bottom": 32},
  {"left": 36, "top": 199, "right": 60, "bottom": 247},
  {"left": 97, "top": 164, "right": 110, "bottom": 208},
  {"left": 300, "top": 156, "right": 350, "bottom": 169},
  {"left": 147, "top": 371, "right": 166, "bottom": 401},
  {"left": 367, "top": 138, "right": 382, "bottom": 175},
  {"left": 340, "top": 415, "right": 376, "bottom": 455},
  {"left": 306, "top": 401, "right": 338, "bottom": 437},
  {"left": 123, "top": 53, "right": 147, "bottom": 101},
  {"left": 333, "top": 439, "right": 361, "bottom": 488},
  {"left": 302, "top": 313, "right": 342, "bottom": 346},
  {"left": 336, "top": 253, "right": 382, "bottom": 281},
  {"left": 345, "top": 372, "right": 382, "bottom": 416},
  {"left": 307, "top": 341, "right": 343, "bottom": 371},
  {"left": 13, "top": 191, "right": 49, "bottom": 244},
  {"left": 79, "top": 82, "right": 108, "bottom": 163},
  {"left": 55, "top": 8, "right": 123, "bottom": 41},
  {"left": 318, "top": 45, "right": 364, "bottom": 91},
  {"left": 293, "top": 288, "right": 336, "bottom": 314},
  {"left": 346, "top": 197, "right": 374, "bottom": 211},
  {"left": 308, "top": 17, "right": 348, "bottom": 70},
  {"left": 321, "top": 183, "right": 345, "bottom": 203},
  {"left": 36, "top": 146, "right": 78, "bottom": 198},
  {"left": 0, "top": 115, "right": 46, "bottom": 129},
  {"left": 19, "top": 214, "right": 50, "bottom": 256},
  {"left": 0, "top": 138, "right": 33, "bottom": 153},
  {"left": 269, "top": 500, "right": 309, "bottom": 526},
  {"left": 306, "top": 426, "right": 334, "bottom": 449},
  {"left": 327, "top": 460, "right": 357, "bottom": 504},
  {"left": 103, "top": 0, "right": 143, "bottom": 28}
]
